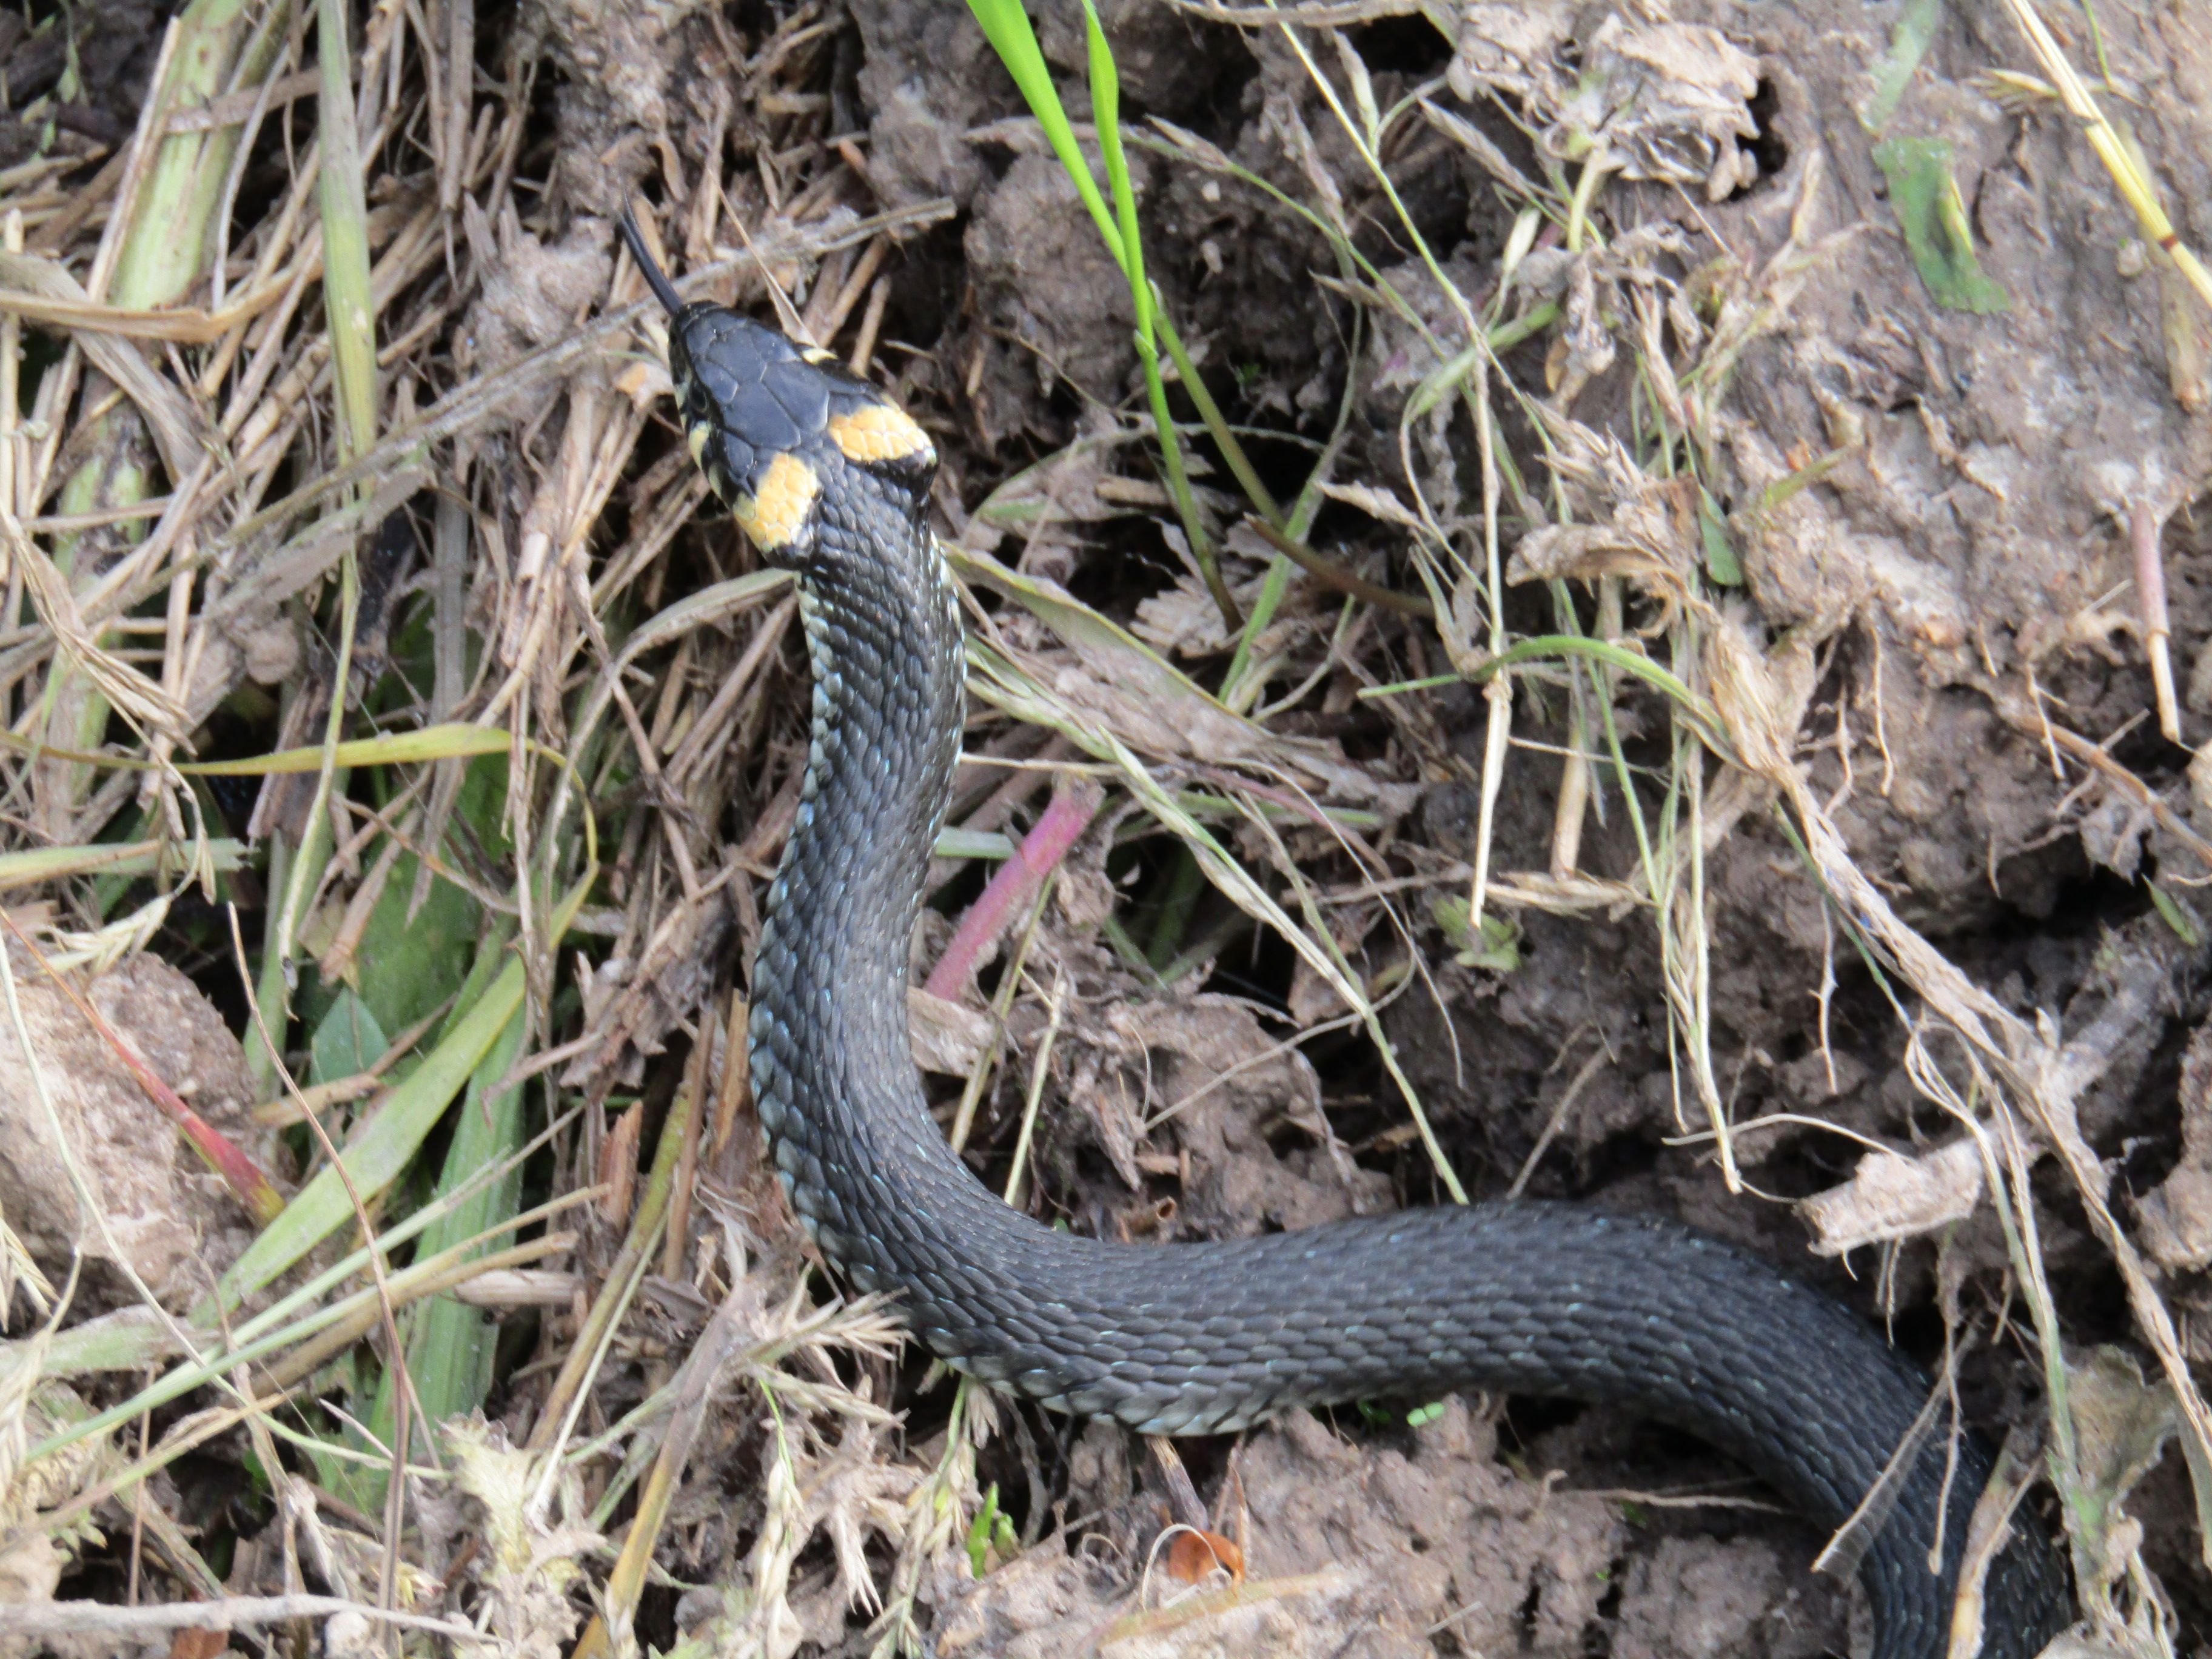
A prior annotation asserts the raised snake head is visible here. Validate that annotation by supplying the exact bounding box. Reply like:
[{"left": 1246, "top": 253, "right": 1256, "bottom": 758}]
[{"left": 618, "top": 207, "right": 937, "bottom": 569}]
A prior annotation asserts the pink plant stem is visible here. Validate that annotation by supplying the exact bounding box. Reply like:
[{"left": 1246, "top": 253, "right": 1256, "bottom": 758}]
[{"left": 925, "top": 776, "right": 1103, "bottom": 1002}]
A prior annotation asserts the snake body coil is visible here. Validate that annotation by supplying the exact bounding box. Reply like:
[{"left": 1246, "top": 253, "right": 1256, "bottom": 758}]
[{"left": 623, "top": 214, "right": 2070, "bottom": 1659}]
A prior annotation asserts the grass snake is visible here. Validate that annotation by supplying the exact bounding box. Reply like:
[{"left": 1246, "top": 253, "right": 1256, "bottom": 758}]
[{"left": 621, "top": 210, "right": 2070, "bottom": 1659}]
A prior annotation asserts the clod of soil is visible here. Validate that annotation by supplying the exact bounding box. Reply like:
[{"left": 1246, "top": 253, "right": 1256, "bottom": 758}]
[{"left": 0, "top": 953, "right": 272, "bottom": 1311}]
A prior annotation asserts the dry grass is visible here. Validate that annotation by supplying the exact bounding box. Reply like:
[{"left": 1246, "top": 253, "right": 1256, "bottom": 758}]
[{"left": 0, "top": 1, "right": 2200, "bottom": 1655}]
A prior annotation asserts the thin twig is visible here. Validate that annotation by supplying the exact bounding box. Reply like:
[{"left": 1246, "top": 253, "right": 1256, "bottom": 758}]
[{"left": 1242, "top": 517, "right": 1435, "bottom": 619}]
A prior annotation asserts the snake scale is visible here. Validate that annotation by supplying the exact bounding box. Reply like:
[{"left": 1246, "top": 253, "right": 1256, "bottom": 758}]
[{"left": 620, "top": 209, "right": 2070, "bottom": 1659}]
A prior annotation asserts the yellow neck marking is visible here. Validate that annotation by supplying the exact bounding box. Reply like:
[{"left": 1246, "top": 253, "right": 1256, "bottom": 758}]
[
  {"left": 734, "top": 452, "right": 820, "bottom": 551},
  {"left": 826, "top": 404, "right": 934, "bottom": 468}
]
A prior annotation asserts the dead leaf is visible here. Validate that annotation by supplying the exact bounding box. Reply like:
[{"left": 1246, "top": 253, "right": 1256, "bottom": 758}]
[
  {"left": 1800, "top": 1138, "right": 1985, "bottom": 1255},
  {"left": 601, "top": 1102, "right": 641, "bottom": 1223},
  {"left": 1315, "top": 480, "right": 1427, "bottom": 533},
  {"left": 910, "top": 987, "right": 994, "bottom": 1077},
  {"left": 1287, "top": 956, "right": 1350, "bottom": 1026},
  {"left": 1450, "top": 8, "right": 1760, "bottom": 198},
  {"left": 2062, "top": 1347, "right": 2179, "bottom": 1593},
  {"left": 1163, "top": 1527, "right": 1245, "bottom": 1584},
  {"left": 1067, "top": 1051, "right": 1147, "bottom": 1191},
  {"left": 2140, "top": 1021, "right": 2212, "bottom": 1270},
  {"left": 167, "top": 1629, "right": 232, "bottom": 1659},
  {"left": 954, "top": 545, "right": 1412, "bottom": 811}
]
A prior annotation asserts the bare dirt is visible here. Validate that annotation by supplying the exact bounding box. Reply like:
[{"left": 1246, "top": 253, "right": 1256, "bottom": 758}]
[{"left": 6, "top": 0, "right": 2211, "bottom": 1654}]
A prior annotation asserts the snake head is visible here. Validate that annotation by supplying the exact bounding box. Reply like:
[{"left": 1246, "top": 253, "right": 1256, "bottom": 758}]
[{"left": 620, "top": 207, "right": 937, "bottom": 565}]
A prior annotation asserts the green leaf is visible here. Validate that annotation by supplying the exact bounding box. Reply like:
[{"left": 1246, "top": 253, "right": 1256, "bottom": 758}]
[
  {"left": 309, "top": 988, "right": 389, "bottom": 1087},
  {"left": 1859, "top": 0, "right": 1942, "bottom": 134},
  {"left": 1431, "top": 894, "right": 1521, "bottom": 972},
  {"left": 967, "top": 1483, "right": 1005, "bottom": 1577},
  {"left": 2148, "top": 880, "right": 2203, "bottom": 947},
  {"left": 356, "top": 1004, "right": 530, "bottom": 1507},
  {"left": 1698, "top": 486, "right": 1743, "bottom": 586},
  {"left": 406, "top": 1007, "right": 528, "bottom": 1406},
  {"left": 204, "top": 954, "right": 527, "bottom": 1313},
  {"left": 1871, "top": 137, "right": 2011, "bottom": 313},
  {"left": 348, "top": 851, "right": 481, "bottom": 1036}
]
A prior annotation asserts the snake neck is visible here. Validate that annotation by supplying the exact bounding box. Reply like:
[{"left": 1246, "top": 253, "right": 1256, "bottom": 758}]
[
  {"left": 643, "top": 269, "right": 2072, "bottom": 1658},
  {"left": 779, "top": 478, "right": 963, "bottom": 984},
  {"left": 747, "top": 461, "right": 965, "bottom": 1241}
]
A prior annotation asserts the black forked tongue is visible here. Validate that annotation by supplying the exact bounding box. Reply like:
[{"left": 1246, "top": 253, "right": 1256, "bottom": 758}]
[{"left": 618, "top": 205, "right": 685, "bottom": 318}]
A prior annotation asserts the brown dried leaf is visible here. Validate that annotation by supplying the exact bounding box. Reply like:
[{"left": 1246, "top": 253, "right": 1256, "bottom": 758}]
[
  {"left": 1131, "top": 574, "right": 1251, "bottom": 659},
  {"left": 1451, "top": 7, "right": 1760, "bottom": 200},
  {"left": 2062, "top": 1347, "right": 2179, "bottom": 1596},
  {"left": 956, "top": 546, "right": 1412, "bottom": 811},
  {"left": 910, "top": 987, "right": 994, "bottom": 1078},
  {"left": 1163, "top": 1527, "right": 1245, "bottom": 1584},
  {"left": 2140, "top": 1022, "right": 2212, "bottom": 1271},
  {"left": 1799, "top": 1138, "right": 1985, "bottom": 1256},
  {"left": 1066, "top": 1051, "right": 1146, "bottom": 1191}
]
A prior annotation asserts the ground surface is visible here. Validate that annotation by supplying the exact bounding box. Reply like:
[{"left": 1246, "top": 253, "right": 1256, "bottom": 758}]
[{"left": 0, "top": 0, "right": 2207, "bottom": 1655}]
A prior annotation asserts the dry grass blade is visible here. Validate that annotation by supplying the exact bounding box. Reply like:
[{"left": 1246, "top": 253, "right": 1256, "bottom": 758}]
[
  {"left": 0, "top": 250, "right": 209, "bottom": 478},
  {"left": 0, "top": 1593, "right": 481, "bottom": 1641},
  {"left": 2, "top": 508, "right": 188, "bottom": 742},
  {"left": 1992, "top": 0, "right": 2212, "bottom": 312}
]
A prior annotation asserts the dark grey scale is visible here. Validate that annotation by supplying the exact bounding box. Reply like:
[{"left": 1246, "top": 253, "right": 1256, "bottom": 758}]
[{"left": 612, "top": 206, "right": 2073, "bottom": 1659}]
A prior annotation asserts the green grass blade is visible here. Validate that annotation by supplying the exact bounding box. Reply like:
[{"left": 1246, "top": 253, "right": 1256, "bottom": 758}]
[
  {"left": 965, "top": 0, "right": 1121, "bottom": 261},
  {"left": 350, "top": 1003, "right": 529, "bottom": 1505},
  {"left": 971, "top": 0, "right": 1241, "bottom": 628},
  {"left": 182, "top": 722, "right": 515, "bottom": 774},
  {"left": 0, "top": 837, "right": 242, "bottom": 890},
  {"left": 203, "top": 954, "right": 526, "bottom": 1312},
  {"left": 1871, "top": 136, "right": 2013, "bottom": 313},
  {"left": 1085, "top": 0, "right": 1141, "bottom": 325},
  {"left": 405, "top": 1005, "right": 528, "bottom": 1410},
  {"left": 315, "top": 0, "right": 381, "bottom": 466},
  {"left": 1155, "top": 314, "right": 1282, "bottom": 527}
]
